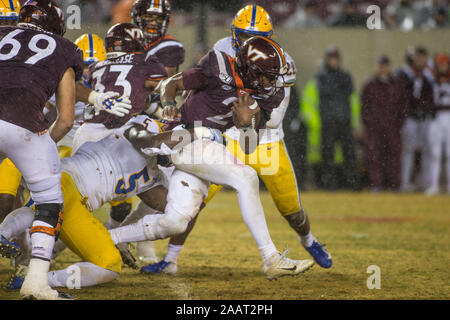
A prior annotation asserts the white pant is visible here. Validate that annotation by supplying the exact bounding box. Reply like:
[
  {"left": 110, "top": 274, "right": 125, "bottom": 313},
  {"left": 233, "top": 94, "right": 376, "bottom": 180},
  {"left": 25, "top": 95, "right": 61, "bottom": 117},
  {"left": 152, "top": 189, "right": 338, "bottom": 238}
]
[
  {"left": 401, "top": 118, "right": 429, "bottom": 189},
  {"left": 170, "top": 139, "right": 277, "bottom": 256},
  {"left": 0, "top": 120, "right": 63, "bottom": 204},
  {"left": 426, "top": 111, "right": 450, "bottom": 192}
]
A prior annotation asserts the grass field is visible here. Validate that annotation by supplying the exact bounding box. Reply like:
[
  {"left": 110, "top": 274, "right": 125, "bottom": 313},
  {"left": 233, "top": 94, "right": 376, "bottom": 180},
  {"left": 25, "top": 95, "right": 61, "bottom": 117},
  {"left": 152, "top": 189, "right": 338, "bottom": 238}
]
[{"left": 0, "top": 191, "right": 449, "bottom": 300}]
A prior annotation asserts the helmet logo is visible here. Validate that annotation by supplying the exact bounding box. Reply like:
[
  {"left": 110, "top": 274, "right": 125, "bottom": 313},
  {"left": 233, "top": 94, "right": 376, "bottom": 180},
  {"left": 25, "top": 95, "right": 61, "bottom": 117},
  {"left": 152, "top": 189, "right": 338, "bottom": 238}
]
[
  {"left": 247, "top": 45, "right": 268, "bottom": 62},
  {"left": 125, "top": 27, "right": 143, "bottom": 40}
]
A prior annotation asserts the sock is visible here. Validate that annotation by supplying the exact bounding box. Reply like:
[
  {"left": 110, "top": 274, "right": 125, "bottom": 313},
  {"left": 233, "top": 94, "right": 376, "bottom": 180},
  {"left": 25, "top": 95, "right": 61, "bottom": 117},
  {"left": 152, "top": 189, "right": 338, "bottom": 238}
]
[
  {"left": 164, "top": 244, "right": 183, "bottom": 263},
  {"left": 109, "top": 220, "right": 147, "bottom": 245},
  {"left": 30, "top": 221, "right": 55, "bottom": 261},
  {"left": 259, "top": 243, "right": 279, "bottom": 263},
  {"left": 48, "top": 262, "right": 118, "bottom": 288},
  {"left": 23, "top": 258, "right": 51, "bottom": 288},
  {"left": 299, "top": 232, "right": 316, "bottom": 248}
]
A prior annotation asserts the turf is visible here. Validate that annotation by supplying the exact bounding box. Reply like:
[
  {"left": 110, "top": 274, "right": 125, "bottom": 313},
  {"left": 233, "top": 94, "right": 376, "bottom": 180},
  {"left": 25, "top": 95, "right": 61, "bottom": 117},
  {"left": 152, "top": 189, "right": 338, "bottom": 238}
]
[{"left": 0, "top": 191, "right": 449, "bottom": 300}]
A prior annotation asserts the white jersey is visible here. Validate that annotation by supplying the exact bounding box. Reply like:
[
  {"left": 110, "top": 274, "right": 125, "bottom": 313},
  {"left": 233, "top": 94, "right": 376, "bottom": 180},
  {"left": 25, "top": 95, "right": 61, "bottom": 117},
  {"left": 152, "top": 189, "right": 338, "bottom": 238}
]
[
  {"left": 61, "top": 115, "right": 164, "bottom": 211},
  {"left": 213, "top": 36, "right": 297, "bottom": 144},
  {"left": 47, "top": 95, "right": 85, "bottom": 148}
]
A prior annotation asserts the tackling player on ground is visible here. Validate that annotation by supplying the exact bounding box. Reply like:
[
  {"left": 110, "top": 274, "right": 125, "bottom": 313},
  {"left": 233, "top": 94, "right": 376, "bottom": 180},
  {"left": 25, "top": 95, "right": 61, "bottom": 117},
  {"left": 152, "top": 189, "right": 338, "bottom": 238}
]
[{"left": 141, "top": 4, "right": 332, "bottom": 275}]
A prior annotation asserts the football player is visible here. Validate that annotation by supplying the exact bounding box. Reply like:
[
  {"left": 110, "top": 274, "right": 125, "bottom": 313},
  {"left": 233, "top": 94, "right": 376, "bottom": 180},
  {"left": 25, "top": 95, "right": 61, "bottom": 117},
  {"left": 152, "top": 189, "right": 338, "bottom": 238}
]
[
  {"left": 0, "top": 1, "right": 132, "bottom": 299},
  {"left": 141, "top": 5, "right": 332, "bottom": 275},
  {"left": 0, "top": 0, "right": 83, "bottom": 300},
  {"left": 130, "top": 0, "right": 185, "bottom": 262},
  {"left": 0, "top": 0, "right": 22, "bottom": 221},
  {"left": 111, "top": 36, "right": 315, "bottom": 280},
  {"left": 0, "top": 30, "right": 127, "bottom": 224},
  {"left": 132, "top": 0, "right": 184, "bottom": 78},
  {"left": 70, "top": 23, "right": 167, "bottom": 241},
  {"left": 0, "top": 116, "right": 222, "bottom": 291}
]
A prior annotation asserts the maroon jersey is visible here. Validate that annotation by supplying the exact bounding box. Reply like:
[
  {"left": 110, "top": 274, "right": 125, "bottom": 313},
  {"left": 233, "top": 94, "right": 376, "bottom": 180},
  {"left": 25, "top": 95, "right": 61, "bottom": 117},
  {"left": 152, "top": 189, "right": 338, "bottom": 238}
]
[
  {"left": 179, "top": 49, "right": 284, "bottom": 131},
  {"left": 144, "top": 35, "right": 185, "bottom": 68},
  {"left": 86, "top": 52, "right": 167, "bottom": 129},
  {"left": 0, "top": 26, "right": 83, "bottom": 133}
]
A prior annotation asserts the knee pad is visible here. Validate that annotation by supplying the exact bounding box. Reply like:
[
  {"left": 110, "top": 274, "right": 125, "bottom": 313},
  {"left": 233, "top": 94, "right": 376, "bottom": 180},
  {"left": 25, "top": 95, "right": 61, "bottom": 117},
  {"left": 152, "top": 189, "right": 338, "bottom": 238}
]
[
  {"left": 235, "top": 166, "right": 259, "bottom": 193},
  {"left": 30, "top": 203, "right": 63, "bottom": 239},
  {"left": 142, "top": 210, "right": 190, "bottom": 240},
  {"left": 110, "top": 202, "right": 132, "bottom": 223}
]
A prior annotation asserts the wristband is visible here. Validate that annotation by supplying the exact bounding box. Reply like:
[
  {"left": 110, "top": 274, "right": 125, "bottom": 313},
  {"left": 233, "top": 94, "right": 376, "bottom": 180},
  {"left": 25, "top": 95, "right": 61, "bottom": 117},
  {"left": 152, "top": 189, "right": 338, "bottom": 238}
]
[
  {"left": 248, "top": 101, "right": 258, "bottom": 110},
  {"left": 162, "top": 100, "right": 177, "bottom": 107}
]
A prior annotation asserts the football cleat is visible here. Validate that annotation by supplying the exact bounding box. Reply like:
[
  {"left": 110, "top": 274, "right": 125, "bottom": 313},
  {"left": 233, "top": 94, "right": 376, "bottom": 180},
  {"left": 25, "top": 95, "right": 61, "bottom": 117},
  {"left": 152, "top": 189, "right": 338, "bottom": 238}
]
[
  {"left": 5, "top": 264, "right": 27, "bottom": 290},
  {"left": 0, "top": 235, "right": 21, "bottom": 259},
  {"left": 116, "top": 243, "right": 139, "bottom": 270},
  {"left": 303, "top": 240, "right": 332, "bottom": 269},
  {"left": 140, "top": 260, "right": 178, "bottom": 275},
  {"left": 20, "top": 282, "right": 73, "bottom": 300},
  {"left": 262, "top": 249, "right": 314, "bottom": 280}
]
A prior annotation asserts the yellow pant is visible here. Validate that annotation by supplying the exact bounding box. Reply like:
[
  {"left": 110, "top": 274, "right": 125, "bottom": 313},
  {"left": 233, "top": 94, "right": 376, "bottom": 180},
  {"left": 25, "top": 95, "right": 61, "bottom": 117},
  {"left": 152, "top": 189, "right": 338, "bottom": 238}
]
[
  {"left": 0, "top": 146, "right": 73, "bottom": 197},
  {"left": 59, "top": 172, "right": 122, "bottom": 274},
  {"left": 0, "top": 158, "right": 22, "bottom": 196},
  {"left": 204, "top": 137, "right": 301, "bottom": 216}
]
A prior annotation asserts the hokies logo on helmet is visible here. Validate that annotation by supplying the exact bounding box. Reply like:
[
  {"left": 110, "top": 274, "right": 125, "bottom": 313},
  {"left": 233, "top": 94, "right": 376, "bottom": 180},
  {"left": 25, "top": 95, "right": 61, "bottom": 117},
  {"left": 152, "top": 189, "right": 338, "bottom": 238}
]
[{"left": 247, "top": 45, "right": 269, "bottom": 62}]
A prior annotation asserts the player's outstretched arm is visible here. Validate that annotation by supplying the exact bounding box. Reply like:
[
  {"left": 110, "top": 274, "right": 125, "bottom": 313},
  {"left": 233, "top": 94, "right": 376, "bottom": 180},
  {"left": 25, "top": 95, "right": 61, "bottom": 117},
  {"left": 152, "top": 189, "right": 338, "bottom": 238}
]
[
  {"left": 50, "top": 68, "right": 75, "bottom": 143},
  {"left": 125, "top": 125, "right": 222, "bottom": 155},
  {"left": 159, "top": 73, "right": 185, "bottom": 120}
]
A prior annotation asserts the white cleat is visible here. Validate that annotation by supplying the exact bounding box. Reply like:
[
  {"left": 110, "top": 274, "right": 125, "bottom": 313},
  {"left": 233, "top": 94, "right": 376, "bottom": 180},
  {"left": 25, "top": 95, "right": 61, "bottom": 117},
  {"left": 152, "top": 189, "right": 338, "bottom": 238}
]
[
  {"left": 20, "top": 258, "right": 74, "bottom": 300},
  {"left": 262, "top": 250, "right": 314, "bottom": 280}
]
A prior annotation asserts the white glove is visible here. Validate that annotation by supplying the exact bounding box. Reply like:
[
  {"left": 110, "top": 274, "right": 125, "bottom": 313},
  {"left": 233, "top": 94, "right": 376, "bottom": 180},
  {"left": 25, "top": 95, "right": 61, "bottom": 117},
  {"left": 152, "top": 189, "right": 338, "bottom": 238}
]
[{"left": 88, "top": 91, "right": 132, "bottom": 117}]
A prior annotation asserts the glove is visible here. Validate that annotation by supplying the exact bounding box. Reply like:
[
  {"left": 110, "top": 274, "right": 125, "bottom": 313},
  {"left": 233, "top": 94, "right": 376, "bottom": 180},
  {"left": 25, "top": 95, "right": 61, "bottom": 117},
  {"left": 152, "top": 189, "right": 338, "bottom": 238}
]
[{"left": 88, "top": 91, "right": 132, "bottom": 117}]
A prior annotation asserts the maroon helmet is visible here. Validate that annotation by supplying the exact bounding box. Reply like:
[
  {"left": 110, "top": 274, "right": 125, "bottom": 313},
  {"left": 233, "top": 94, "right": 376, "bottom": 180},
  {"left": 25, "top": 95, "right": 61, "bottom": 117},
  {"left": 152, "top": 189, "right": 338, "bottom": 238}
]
[
  {"left": 131, "top": 0, "right": 171, "bottom": 44},
  {"left": 18, "top": 0, "right": 65, "bottom": 36},
  {"left": 105, "top": 23, "right": 145, "bottom": 54},
  {"left": 236, "top": 36, "right": 287, "bottom": 97}
]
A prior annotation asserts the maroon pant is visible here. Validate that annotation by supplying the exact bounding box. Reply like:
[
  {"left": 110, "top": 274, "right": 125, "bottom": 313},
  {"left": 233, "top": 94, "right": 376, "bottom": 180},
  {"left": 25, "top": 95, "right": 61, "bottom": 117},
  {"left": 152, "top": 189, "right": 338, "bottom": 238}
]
[{"left": 366, "top": 126, "right": 401, "bottom": 189}]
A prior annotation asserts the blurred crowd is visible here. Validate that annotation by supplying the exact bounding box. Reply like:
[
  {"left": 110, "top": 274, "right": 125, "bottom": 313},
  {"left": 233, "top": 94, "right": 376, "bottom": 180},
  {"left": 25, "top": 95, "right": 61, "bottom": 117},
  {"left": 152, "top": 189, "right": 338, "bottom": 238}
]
[
  {"left": 284, "top": 46, "right": 450, "bottom": 194},
  {"left": 45, "top": 0, "right": 450, "bottom": 30}
]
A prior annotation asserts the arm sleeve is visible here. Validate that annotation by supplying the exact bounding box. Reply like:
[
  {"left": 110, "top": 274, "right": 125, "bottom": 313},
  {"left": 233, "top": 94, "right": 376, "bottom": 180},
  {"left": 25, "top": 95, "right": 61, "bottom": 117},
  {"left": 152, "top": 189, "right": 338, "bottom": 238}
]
[{"left": 266, "top": 87, "right": 291, "bottom": 128}]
